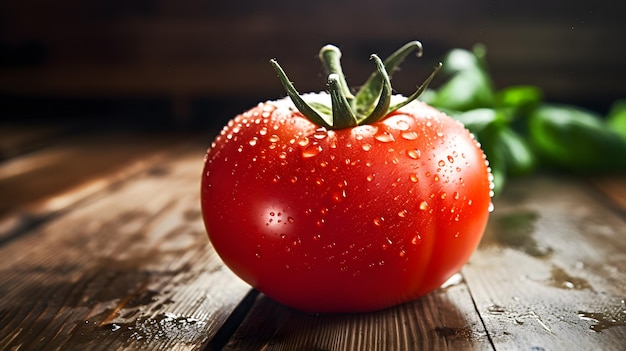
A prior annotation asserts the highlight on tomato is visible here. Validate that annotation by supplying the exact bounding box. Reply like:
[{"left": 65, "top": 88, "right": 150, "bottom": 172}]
[{"left": 201, "top": 41, "right": 493, "bottom": 313}]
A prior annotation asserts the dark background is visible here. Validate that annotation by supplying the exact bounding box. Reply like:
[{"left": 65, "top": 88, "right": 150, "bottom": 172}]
[{"left": 1, "top": 0, "right": 625, "bottom": 131}]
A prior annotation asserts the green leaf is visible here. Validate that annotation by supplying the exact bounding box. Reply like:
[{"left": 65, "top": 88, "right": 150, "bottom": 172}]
[
  {"left": 496, "top": 86, "right": 543, "bottom": 110},
  {"left": 432, "top": 70, "right": 495, "bottom": 111},
  {"left": 528, "top": 104, "right": 626, "bottom": 171},
  {"left": 606, "top": 99, "right": 626, "bottom": 141},
  {"left": 496, "top": 127, "right": 535, "bottom": 177},
  {"left": 451, "top": 108, "right": 499, "bottom": 133}
]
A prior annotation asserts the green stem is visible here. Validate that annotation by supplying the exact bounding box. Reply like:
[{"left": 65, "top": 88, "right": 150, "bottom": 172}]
[
  {"left": 389, "top": 62, "right": 442, "bottom": 113},
  {"left": 319, "top": 45, "right": 355, "bottom": 108},
  {"left": 355, "top": 41, "right": 423, "bottom": 116},
  {"left": 270, "top": 41, "right": 440, "bottom": 130},
  {"left": 328, "top": 74, "right": 358, "bottom": 129},
  {"left": 270, "top": 59, "right": 333, "bottom": 129},
  {"left": 358, "top": 55, "right": 392, "bottom": 125}
]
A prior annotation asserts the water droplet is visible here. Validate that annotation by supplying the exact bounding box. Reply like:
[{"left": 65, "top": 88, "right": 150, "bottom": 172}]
[
  {"left": 419, "top": 201, "right": 429, "bottom": 210},
  {"left": 447, "top": 155, "right": 455, "bottom": 163},
  {"left": 395, "top": 119, "right": 410, "bottom": 131},
  {"left": 331, "top": 190, "right": 347, "bottom": 203},
  {"left": 411, "top": 235, "right": 422, "bottom": 245},
  {"left": 297, "top": 138, "right": 310, "bottom": 147},
  {"left": 366, "top": 174, "right": 375, "bottom": 182},
  {"left": 313, "top": 128, "right": 328, "bottom": 139},
  {"left": 488, "top": 202, "right": 495, "bottom": 212},
  {"left": 374, "top": 131, "right": 395, "bottom": 143},
  {"left": 441, "top": 193, "right": 447, "bottom": 199},
  {"left": 287, "top": 217, "right": 295, "bottom": 223},
  {"left": 409, "top": 173, "right": 419, "bottom": 183},
  {"left": 280, "top": 233, "right": 287, "bottom": 239},
  {"left": 278, "top": 152, "right": 287, "bottom": 159},
  {"left": 438, "top": 160, "right": 446, "bottom": 167},
  {"left": 269, "top": 134, "right": 280, "bottom": 143},
  {"left": 313, "top": 233, "right": 322, "bottom": 240},
  {"left": 316, "top": 219, "right": 325, "bottom": 227},
  {"left": 259, "top": 127, "right": 268, "bottom": 135},
  {"left": 397, "top": 209, "right": 408, "bottom": 217},
  {"left": 361, "top": 143, "right": 372, "bottom": 151},
  {"left": 314, "top": 178, "right": 325, "bottom": 186},
  {"left": 401, "top": 131, "right": 418, "bottom": 140},
  {"left": 373, "top": 217, "right": 384, "bottom": 226},
  {"left": 407, "top": 149, "right": 421, "bottom": 159},
  {"left": 302, "top": 144, "right": 322, "bottom": 158},
  {"left": 290, "top": 176, "right": 298, "bottom": 183},
  {"left": 433, "top": 175, "right": 440, "bottom": 182}
]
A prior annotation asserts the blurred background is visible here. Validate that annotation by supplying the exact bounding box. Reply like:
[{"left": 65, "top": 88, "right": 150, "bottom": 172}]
[{"left": 1, "top": 0, "right": 625, "bottom": 131}]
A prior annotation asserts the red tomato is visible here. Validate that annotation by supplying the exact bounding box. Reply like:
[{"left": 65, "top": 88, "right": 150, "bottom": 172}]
[{"left": 201, "top": 43, "right": 492, "bottom": 313}]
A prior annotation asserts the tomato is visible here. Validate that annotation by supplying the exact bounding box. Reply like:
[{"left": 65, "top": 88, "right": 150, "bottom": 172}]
[{"left": 201, "top": 42, "right": 492, "bottom": 313}]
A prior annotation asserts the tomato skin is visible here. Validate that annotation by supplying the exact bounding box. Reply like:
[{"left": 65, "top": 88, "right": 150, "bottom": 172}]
[{"left": 201, "top": 96, "right": 492, "bottom": 313}]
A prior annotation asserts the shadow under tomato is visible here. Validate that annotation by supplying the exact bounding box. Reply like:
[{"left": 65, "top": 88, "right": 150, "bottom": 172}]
[{"left": 219, "top": 284, "right": 487, "bottom": 350}]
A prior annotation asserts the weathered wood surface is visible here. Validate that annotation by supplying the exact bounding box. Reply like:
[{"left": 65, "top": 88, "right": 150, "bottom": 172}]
[
  {"left": 0, "top": 133, "right": 625, "bottom": 350},
  {"left": 0, "top": 140, "right": 251, "bottom": 350}
]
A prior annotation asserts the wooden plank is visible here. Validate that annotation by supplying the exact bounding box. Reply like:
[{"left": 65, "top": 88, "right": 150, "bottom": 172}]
[
  {"left": 591, "top": 176, "right": 626, "bottom": 212},
  {"left": 0, "top": 146, "right": 252, "bottom": 350},
  {"left": 462, "top": 177, "right": 626, "bottom": 350},
  {"left": 222, "top": 275, "right": 492, "bottom": 351},
  {"left": 0, "top": 132, "right": 202, "bottom": 241}
]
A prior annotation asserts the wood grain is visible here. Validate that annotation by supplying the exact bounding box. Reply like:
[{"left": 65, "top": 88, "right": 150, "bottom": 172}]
[
  {"left": 463, "top": 177, "right": 626, "bottom": 350},
  {"left": 223, "top": 276, "right": 492, "bottom": 351},
  {"left": 0, "top": 147, "right": 252, "bottom": 350},
  {"left": 0, "top": 132, "right": 205, "bottom": 241}
]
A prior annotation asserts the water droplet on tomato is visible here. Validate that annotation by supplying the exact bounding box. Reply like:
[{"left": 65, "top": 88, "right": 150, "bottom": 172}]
[
  {"left": 290, "top": 176, "right": 298, "bottom": 184},
  {"left": 488, "top": 202, "right": 495, "bottom": 212},
  {"left": 411, "top": 235, "right": 422, "bottom": 245},
  {"left": 280, "top": 233, "right": 287, "bottom": 239},
  {"left": 259, "top": 127, "right": 268, "bottom": 135},
  {"left": 313, "top": 128, "right": 328, "bottom": 139},
  {"left": 316, "top": 219, "right": 325, "bottom": 227},
  {"left": 373, "top": 217, "right": 384, "bottom": 226},
  {"left": 366, "top": 174, "right": 375, "bottom": 182},
  {"left": 409, "top": 173, "right": 419, "bottom": 183},
  {"left": 374, "top": 131, "right": 395, "bottom": 143},
  {"left": 394, "top": 119, "right": 410, "bottom": 131},
  {"left": 433, "top": 175, "right": 440, "bottom": 182},
  {"left": 297, "top": 138, "right": 309, "bottom": 147},
  {"left": 401, "top": 131, "right": 418, "bottom": 140},
  {"left": 302, "top": 144, "right": 322, "bottom": 158},
  {"left": 447, "top": 155, "right": 455, "bottom": 163},
  {"left": 361, "top": 143, "right": 372, "bottom": 151},
  {"left": 248, "top": 137, "right": 258, "bottom": 146},
  {"left": 314, "top": 178, "right": 325, "bottom": 186},
  {"left": 438, "top": 160, "right": 446, "bottom": 167},
  {"left": 407, "top": 149, "right": 421, "bottom": 159},
  {"left": 419, "top": 201, "right": 429, "bottom": 211},
  {"left": 331, "top": 190, "right": 347, "bottom": 203},
  {"left": 278, "top": 152, "right": 287, "bottom": 159},
  {"left": 398, "top": 209, "right": 408, "bottom": 217},
  {"left": 269, "top": 134, "right": 280, "bottom": 143}
]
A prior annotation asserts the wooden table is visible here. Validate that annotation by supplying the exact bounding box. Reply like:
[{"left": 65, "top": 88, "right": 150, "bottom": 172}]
[{"left": 1, "top": 127, "right": 625, "bottom": 350}]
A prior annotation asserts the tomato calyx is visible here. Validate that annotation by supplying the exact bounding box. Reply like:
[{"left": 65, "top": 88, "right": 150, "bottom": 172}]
[{"left": 270, "top": 41, "right": 443, "bottom": 130}]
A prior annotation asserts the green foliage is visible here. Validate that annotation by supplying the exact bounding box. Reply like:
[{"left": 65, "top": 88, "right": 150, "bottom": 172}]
[{"left": 423, "top": 45, "right": 626, "bottom": 195}]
